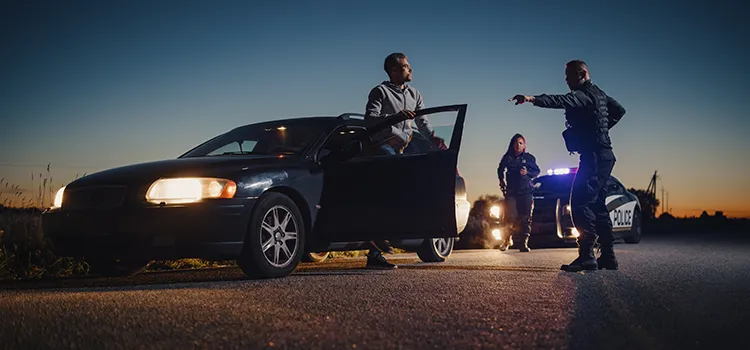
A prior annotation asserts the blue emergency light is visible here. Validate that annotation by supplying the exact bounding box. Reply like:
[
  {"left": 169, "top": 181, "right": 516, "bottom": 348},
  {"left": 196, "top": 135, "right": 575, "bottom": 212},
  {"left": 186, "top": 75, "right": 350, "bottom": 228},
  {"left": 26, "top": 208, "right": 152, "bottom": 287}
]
[{"left": 546, "top": 167, "right": 578, "bottom": 176}]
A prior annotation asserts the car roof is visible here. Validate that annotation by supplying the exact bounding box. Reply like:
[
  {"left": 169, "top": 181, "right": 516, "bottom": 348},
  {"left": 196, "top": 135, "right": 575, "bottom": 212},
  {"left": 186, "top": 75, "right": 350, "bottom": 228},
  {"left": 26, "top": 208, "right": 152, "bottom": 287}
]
[{"left": 229, "top": 115, "right": 366, "bottom": 133}]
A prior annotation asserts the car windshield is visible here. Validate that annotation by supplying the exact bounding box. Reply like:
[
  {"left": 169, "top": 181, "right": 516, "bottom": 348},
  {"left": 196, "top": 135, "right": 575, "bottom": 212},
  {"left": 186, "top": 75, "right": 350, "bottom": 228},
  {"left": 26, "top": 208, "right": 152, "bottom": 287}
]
[
  {"left": 532, "top": 174, "right": 575, "bottom": 195},
  {"left": 180, "top": 121, "right": 329, "bottom": 158}
]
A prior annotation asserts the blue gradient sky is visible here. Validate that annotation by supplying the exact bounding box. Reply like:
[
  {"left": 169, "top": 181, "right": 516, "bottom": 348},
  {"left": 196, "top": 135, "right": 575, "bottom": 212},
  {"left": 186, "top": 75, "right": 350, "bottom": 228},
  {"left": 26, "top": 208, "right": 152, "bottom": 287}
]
[{"left": 1, "top": 0, "right": 748, "bottom": 217}]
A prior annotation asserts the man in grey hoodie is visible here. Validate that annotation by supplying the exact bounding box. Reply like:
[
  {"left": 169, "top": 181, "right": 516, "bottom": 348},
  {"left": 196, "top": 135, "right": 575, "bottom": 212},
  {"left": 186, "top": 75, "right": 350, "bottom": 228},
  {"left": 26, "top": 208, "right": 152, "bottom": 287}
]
[
  {"left": 362, "top": 52, "right": 443, "bottom": 269},
  {"left": 365, "top": 52, "right": 440, "bottom": 155}
]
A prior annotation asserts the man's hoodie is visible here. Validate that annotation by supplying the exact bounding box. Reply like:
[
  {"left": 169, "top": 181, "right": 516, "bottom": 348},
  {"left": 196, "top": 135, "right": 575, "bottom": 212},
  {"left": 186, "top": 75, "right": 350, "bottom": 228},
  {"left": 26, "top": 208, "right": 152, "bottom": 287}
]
[{"left": 365, "top": 81, "right": 434, "bottom": 149}]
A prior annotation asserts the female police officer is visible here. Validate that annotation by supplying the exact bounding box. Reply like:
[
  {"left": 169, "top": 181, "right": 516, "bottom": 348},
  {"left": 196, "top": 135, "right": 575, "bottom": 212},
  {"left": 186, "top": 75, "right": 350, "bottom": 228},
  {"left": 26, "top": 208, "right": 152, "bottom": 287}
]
[{"left": 497, "top": 133, "right": 540, "bottom": 252}]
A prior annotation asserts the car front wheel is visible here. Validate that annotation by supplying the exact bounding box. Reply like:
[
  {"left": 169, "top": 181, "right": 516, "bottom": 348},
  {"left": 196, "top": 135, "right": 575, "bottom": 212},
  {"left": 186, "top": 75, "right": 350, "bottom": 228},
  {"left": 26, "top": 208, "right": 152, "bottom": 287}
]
[
  {"left": 417, "top": 237, "right": 454, "bottom": 262},
  {"left": 238, "top": 192, "right": 305, "bottom": 279}
]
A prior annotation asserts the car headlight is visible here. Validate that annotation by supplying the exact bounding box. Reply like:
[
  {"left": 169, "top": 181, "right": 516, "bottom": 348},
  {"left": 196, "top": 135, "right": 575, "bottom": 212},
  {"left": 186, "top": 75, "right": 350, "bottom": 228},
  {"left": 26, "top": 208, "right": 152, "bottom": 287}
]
[
  {"left": 491, "top": 228, "right": 502, "bottom": 240},
  {"left": 565, "top": 204, "right": 571, "bottom": 213},
  {"left": 571, "top": 228, "right": 580, "bottom": 237},
  {"left": 52, "top": 186, "right": 66, "bottom": 209},
  {"left": 490, "top": 205, "right": 501, "bottom": 218},
  {"left": 145, "top": 177, "right": 237, "bottom": 204}
]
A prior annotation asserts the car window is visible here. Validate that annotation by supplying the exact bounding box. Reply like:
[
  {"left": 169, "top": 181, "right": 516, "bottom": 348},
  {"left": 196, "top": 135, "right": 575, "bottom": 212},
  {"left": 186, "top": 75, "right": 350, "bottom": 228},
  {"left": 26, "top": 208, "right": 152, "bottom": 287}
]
[
  {"left": 357, "top": 110, "right": 459, "bottom": 158},
  {"left": 205, "top": 140, "right": 259, "bottom": 156},
  {"left": 181, "top": 122, "right": 327, "bottom": 157},
  {"left": 400, "top": 111, "right": 456, "bottom": 155},
  {"left": 319, "top": 126, "right": 368, "bottom": 158}
]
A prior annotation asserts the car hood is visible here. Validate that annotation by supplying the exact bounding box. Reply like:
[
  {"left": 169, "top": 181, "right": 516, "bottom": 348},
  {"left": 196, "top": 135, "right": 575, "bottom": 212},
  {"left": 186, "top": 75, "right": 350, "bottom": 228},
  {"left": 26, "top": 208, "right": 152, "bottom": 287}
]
[
  {"left": 66, "top": 155, "right": 302, "bottom": 188},
  {"left": 531, "top": 191, "right": 567, "bottom": 200}
]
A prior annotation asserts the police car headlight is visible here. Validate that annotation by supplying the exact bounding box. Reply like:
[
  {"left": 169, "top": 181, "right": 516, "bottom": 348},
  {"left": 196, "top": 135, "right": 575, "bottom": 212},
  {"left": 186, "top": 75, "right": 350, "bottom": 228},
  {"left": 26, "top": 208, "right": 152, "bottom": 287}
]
[
  {"left": 491, "top": 228, "right": 502, "bottom": 240},
  {"left": 571, "top": 228, "right": 580, "bottom": 237},
  {"left": 490, "top": 205, "right": 501, "bottom": 218}
]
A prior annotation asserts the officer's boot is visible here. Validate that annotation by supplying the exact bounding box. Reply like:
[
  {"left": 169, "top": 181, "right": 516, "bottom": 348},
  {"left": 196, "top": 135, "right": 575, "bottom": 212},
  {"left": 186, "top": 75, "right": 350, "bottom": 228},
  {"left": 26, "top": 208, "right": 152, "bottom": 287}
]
[
  {"left": 498, "top": 238, "right": 510, "bottom": 251},
  {"left": 561, "top": 246, "right": 598, "bottom": 272},
  {"left": 597, "top": 243, "right": 618, "bottom": 270}
]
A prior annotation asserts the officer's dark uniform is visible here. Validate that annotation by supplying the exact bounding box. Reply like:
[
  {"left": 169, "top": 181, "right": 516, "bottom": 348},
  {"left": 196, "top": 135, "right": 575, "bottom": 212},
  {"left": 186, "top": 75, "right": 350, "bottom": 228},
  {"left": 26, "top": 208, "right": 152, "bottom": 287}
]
[
  {"left": 532, "top": 80, "right": 626, "bottom": 271},
  {"left": 497, "top": 151, "right": 540, "bottom": 251}
]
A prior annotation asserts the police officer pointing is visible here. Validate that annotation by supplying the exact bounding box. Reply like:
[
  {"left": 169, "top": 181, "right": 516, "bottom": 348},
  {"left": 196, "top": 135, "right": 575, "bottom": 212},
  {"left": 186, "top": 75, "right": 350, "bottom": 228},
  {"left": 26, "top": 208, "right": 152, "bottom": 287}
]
[{"left": 509, "top": 60, "right": 626, "bottom": 272}]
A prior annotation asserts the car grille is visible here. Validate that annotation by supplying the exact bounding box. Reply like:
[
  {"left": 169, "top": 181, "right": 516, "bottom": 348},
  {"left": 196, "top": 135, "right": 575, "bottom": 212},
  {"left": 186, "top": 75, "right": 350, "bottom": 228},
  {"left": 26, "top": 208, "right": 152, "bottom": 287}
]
[
  {"left": 532, "top": 198, "right": 558, "bottom": 223},
  {"left": 63, "top": 186, "right": 128, "bottom": 210}
]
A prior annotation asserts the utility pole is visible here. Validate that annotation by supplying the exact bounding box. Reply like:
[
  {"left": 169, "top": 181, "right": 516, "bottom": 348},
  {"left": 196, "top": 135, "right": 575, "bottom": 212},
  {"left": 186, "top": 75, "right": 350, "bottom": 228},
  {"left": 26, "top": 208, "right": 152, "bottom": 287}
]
[
  {"left": 661, "top": 186, "right": 665, "bottom": 215},
  {"left": 647, "top": 170, "right": 659, "bottom": 218},
  {"left": 647, "top": 170, "right": 658, "bottom": 197}
]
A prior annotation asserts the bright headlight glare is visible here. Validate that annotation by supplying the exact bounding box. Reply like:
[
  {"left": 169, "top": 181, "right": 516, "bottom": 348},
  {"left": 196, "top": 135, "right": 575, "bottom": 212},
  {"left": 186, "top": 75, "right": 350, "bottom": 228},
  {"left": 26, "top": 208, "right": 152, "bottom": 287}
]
[
  {"left": 146, "top": 178, "right": 237, "bottom": 204},
  {"left": 491, "top": 228, "right": 502, "bottom": 240},
  {"left": 490, "top": 205, "right": 501, "bottom": 218},
  {"left": 52, "top": 187, "right": 65, "bottom": 209}
]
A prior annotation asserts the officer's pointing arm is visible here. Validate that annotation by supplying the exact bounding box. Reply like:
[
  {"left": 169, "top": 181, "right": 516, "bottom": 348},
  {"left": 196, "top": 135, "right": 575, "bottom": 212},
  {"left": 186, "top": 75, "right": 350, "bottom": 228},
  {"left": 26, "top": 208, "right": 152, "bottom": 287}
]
[
  {"left": 531, "top": 91, "right": 592, "bottom": 109},
  {"left": 607, "top": 96, "right": 626, "bottom": 128}
]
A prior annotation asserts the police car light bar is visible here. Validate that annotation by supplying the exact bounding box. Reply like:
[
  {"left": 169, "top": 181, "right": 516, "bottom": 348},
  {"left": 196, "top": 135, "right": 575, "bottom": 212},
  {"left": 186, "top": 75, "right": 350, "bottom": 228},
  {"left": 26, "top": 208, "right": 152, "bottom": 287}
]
[{"left": 546, "top": 168, "right": 577, "bottom": 175}]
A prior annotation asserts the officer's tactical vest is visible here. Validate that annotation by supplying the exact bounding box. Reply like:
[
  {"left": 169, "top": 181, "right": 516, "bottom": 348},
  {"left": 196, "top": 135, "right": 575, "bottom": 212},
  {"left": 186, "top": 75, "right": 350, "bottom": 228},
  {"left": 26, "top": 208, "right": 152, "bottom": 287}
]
[{"left": 562, "top": 82, "right": 612, "bottom": 153}]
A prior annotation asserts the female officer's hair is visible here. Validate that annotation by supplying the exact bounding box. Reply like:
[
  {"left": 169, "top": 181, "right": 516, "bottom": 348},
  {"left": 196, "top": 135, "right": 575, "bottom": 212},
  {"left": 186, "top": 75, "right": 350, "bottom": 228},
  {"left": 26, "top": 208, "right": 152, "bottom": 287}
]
[{"left": 503, "top": 133, "right": 526, "bottom": 159}]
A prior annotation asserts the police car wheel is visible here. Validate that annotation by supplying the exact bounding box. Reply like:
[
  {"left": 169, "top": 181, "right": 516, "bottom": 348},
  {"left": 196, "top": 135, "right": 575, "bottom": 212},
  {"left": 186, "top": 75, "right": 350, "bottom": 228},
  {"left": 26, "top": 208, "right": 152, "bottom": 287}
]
[
  {"left": 303, "top": 251, "right": 330, "bottom": 263},
  {"left": 417, "top": 237, "right": 454, "bottom": 262},
  {"left": 624, "top": 209, "right": 642, "bottom": 244}
]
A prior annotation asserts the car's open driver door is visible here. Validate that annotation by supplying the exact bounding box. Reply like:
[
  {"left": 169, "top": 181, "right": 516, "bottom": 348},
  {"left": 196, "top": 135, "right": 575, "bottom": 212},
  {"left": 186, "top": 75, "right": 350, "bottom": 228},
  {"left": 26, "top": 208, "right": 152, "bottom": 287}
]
[{"left": 317, "top": 104, "right": 467, "bottom": 242}]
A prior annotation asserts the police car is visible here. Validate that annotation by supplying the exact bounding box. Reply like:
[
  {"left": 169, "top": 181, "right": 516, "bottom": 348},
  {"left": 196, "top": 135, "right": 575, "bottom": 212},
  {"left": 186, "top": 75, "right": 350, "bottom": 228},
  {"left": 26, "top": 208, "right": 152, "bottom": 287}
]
[{"left": 528, "top": 167, "right": 642, "bottom": 245}]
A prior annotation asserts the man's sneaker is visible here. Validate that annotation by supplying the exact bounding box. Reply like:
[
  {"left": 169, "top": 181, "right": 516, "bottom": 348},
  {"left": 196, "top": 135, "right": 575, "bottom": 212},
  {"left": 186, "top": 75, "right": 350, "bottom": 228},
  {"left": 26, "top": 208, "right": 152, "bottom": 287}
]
[
  {"left": 498, "top": 240, "right": 510, "bottom": 251},
  {"left": 366, "top": 254, "right": 398, "bottom": 269},
  {"left": 519, "top": 245, "right": 531, "bottom": 253}
]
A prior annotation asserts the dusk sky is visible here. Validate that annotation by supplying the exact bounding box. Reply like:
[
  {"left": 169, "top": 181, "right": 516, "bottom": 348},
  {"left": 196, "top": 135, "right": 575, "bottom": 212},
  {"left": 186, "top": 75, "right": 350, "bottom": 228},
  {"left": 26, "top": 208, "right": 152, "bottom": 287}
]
[{"left": 1, "top": 0, "right": 748, "bottom": 217}]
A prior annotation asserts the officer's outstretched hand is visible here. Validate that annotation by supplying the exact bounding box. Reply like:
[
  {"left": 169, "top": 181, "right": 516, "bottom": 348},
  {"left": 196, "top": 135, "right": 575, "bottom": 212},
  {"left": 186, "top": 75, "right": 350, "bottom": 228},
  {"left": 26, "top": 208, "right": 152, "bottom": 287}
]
[{"left": 509, "top": 95, "right": 533, "bottom": 105}]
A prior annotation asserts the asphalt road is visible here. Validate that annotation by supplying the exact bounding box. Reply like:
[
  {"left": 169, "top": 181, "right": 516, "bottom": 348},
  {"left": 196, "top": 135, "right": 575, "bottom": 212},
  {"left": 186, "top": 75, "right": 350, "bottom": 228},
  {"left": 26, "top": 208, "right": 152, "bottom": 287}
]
[{"left": 1, "top": 234, "right": 749, "bottom": 350}]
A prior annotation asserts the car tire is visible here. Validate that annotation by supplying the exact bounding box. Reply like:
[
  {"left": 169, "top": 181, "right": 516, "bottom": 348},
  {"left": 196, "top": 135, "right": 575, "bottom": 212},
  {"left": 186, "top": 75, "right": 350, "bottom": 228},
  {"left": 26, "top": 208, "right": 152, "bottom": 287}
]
[
  {"left": 416, "top": 237, "right": 454, "bottom": 262},
  {"left": 624, "top": 209, "right": 642, "bottom": 244},
  {"left": 237, "top": 192, "right": 305, "bottom": 279},
  {"left": 87, "top": 258, "right": 150, "bottom": 277},
  {"left": 303, "top": 251, "right": 330, "bottom": 263}
]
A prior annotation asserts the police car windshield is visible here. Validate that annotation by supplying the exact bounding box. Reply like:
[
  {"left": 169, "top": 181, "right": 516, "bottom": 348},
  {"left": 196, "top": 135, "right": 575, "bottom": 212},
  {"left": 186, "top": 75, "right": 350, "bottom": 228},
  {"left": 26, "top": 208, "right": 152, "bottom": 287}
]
[{"left": 533, "top": 174, "right": 575, "bottom": 195}]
